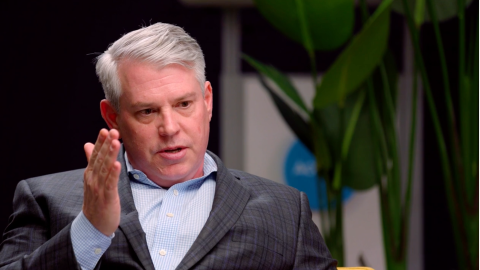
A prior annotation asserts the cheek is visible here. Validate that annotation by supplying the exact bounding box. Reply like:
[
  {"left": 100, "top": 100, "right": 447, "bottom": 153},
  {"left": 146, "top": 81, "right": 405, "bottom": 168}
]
[
  {"left": 119, "top": 119, "right": 151, "bottom": 144},
  {"left": 197, "top": 116, "right": 209, "bottom": 135},
  {"left": 132, "top": 126, "right": 156, "bottom": 140}
]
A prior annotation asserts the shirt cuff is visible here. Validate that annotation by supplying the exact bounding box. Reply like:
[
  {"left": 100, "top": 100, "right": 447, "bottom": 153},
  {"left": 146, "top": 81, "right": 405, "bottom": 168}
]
[{"left": 70, "top": 211, "right": 114, "bottom": 270}]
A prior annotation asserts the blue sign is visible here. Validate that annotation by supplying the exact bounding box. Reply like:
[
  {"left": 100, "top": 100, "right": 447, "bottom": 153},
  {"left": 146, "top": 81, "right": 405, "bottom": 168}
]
[{"left": 284, "top": 140, "right": 353, "bottom": 211}]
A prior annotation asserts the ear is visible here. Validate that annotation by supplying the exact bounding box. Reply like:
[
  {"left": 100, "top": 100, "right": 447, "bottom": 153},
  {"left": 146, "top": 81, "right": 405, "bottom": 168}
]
[
  {"left": 204, "top": 81, "right": 213, "bottom": 122},
  {"left": 100, "top": 99, "right": 120, "bottom": 130}
]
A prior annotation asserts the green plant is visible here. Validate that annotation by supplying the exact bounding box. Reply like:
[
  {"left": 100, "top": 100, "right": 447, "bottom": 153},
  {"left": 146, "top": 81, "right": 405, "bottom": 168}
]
[
  {"left": 244, "top": 0, "right": 478, "bottom": 269},
  {"left": 398, "top": 0, "right": 479, "bottom": 269},
  {"left": 244, "top": 0, "right": 393, "bottom": 267}
]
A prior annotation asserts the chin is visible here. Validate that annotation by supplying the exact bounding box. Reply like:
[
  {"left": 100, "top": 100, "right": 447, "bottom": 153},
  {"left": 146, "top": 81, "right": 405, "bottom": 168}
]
[{"left": 155, "top": 164, "right": 193, "bottom": 181}]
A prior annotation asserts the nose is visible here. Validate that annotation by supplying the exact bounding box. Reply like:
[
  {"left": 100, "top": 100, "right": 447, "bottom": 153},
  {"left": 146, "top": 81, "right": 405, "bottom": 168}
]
[{"left": 158, "top": 109, "right": 180, "bottom": 137}]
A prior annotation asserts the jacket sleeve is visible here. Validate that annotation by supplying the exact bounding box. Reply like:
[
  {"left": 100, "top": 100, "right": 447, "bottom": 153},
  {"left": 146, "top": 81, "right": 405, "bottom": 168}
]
[
  {"left": 0, "top": 180, "right": 81, "bottom": 270},
  {"left": 293, "top": 192, "right": 338, "bottom": 270}
]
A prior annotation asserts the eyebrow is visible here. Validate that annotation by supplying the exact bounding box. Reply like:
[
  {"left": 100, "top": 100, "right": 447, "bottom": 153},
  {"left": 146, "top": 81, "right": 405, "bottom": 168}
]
[
  {"left": 130, "top": 92, "right": 198, "bottom": 109},
  {"left": 130, "top": 102, "right": 156, "bottom": 109},
  {"left": 173, "top": 92, "right": 197, "bottom": 102}
]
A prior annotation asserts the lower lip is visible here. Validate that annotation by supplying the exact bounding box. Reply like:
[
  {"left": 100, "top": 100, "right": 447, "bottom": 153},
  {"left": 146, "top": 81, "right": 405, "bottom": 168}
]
[{"left": 158, "top": 148, "right": 187, "bottom": 160}]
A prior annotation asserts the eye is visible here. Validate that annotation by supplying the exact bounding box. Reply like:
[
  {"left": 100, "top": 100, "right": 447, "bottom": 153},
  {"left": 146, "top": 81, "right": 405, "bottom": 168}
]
[
  {"left": 141, "top": 109, "right": 154, "bottom": 115},
  {"left": 178, "top": 101, "right": 191, "bottom": 108}
]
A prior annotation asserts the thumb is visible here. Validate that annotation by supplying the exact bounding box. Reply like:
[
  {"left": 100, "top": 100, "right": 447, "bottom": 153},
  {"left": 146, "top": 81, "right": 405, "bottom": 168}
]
[{"left": 84, "top": 143, "right": 95, "bottom": 162}]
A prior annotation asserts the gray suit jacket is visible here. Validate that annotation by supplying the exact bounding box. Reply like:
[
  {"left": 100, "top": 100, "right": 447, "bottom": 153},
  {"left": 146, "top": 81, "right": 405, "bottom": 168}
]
[{"left": 0, "top": 149, "right": 337, "bottom": 270}]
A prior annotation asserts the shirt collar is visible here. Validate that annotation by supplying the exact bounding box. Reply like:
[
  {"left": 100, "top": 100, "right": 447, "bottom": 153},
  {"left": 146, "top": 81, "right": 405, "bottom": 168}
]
[{"left": 124, "top": 151, "right": 217, "bottom": 188}]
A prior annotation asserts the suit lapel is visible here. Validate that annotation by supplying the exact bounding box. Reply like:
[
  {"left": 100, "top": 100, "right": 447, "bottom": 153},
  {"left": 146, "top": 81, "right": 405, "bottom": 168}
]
[
  {"left": 176, "top": 151, "right": 251, "bottom": 270},
  {"left": 116, "top": 146, "right": 155, "bottom": 270}
]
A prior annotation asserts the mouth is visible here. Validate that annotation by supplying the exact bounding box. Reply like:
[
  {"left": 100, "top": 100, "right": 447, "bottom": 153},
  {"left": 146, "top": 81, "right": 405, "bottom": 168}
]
[
  {"left": 158, "top": 146, "right": 187, "bottom": 160},
  {"left": 163, "top": 148, "right": 182, "bottom": 153},
  {"left": 160, "top": 146, "right": 185, "bottom": 153}
]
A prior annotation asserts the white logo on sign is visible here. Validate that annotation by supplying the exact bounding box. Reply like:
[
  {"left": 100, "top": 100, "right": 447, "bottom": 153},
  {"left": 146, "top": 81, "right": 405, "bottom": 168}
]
[{"left": 293, "top": 161, "right": 316, "bottom": 177}]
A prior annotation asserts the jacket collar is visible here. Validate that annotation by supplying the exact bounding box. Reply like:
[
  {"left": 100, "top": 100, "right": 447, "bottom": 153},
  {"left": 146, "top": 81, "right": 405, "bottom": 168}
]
[
  {"left": 115, "top": 146, "right": 250, "bottom": 270},
  {"left": 114, "top": 145, "right": 155, "bottom": 270},
  {"left": 176, "top": 151, "right": 250, "bottom": 270}
]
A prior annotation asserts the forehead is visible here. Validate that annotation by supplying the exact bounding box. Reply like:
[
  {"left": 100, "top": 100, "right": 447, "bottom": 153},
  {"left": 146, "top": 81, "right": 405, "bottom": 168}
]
[{"left": 117, "top": 61, "right": 201, "bottom": 100}]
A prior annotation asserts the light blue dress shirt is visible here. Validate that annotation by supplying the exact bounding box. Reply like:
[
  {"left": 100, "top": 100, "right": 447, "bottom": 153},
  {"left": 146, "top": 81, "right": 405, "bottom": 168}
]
[{"left": 71, "top": 152, "right": 217, "bottom": 270}]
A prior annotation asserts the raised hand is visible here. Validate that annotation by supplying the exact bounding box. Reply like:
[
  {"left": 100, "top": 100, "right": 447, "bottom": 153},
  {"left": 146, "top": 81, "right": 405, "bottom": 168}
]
[{"left": 83, "top": 129, "right": 122, "bottom": 236}]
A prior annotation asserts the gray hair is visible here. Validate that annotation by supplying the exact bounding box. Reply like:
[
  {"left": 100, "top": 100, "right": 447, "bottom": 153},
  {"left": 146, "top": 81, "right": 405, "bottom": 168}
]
[{"left": 95, "top": 23, "right": 206, "bottom": 111}]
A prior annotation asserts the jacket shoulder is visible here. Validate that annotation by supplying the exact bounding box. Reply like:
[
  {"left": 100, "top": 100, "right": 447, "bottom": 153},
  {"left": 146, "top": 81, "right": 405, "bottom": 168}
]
[
  {"left": 25, "top": 168, "right": 84, "bottom": 181},
  {"left": 23, "top": 168, "right": 84, "bottom": 186},
  {"left": 227, "top": 169, "right": 302, "bottom": 200},
  {"left": 19, "top": 169, "right": 85, "bottom": 204}
]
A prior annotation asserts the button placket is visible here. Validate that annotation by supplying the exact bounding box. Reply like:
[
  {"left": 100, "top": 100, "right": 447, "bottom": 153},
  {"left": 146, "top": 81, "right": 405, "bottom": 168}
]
[{"left": 154, "top": 187, "right": 185, "bottom": 263}]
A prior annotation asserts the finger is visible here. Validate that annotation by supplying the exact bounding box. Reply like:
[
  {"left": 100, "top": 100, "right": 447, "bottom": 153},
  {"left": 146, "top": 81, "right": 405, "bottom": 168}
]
[
  {"left": 104, "top": 160, "right": 121, "bottom": 201},
  {"left": 84, "top": 129, "right": 106, "bottom": 183},
  {"left": 92, "top": 131, "right": 114, "bottom": 181},
  {"left": 84, "top": 143, "right": 95, "bottom": 162},
  {"left": 95, "top": 130, "right": 120, "bottom": 188},
  {"left": 88, "top": 129, "right": 109, "bottom": 166},
  {"left": 109, "top": 129, "right": 120, "bottom": 140},
  {"left": 99, "top": 135, "right": 121, "bottom": 179}
]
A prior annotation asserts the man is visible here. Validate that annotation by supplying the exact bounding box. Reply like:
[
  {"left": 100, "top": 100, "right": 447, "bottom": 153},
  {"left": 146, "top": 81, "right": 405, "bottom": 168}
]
[{"left": 0, "top": 23, "right": 337, "bottom": 270}]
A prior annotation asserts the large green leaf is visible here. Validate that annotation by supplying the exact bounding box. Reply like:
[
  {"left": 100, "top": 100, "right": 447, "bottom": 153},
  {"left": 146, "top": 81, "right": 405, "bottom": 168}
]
[
  {"left": 257, "top": 76, "right": 314, "bottom": 154},
  {"left": 243, "top": 54, "right": 309, "bottom": 114},
  {"left": 295, "top": 0, "right": 314, "bottom": 58},
  {"left": 317, "top": 90, "right": 377, "bottom": 190},
  {"left": 372, "top": 50, "right": 399, "bottom": 126},
  {"left": 313, "top": 0, "right": 392, "bottom": 109},
  {"left": 392, "top": 0, "right": 473, "bottom": 23},
  {"left": 311, "top": 119, "right": 333, "bottom": 173},
  {"left": 253, "top": 0, "right": 354, "bottom": 51},
  {"left": 332, "top": 89, "right": 367, "bottom": 191}
]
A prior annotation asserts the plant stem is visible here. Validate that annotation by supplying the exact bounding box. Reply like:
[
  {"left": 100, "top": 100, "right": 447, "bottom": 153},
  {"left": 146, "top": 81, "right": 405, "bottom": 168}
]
[
  {"left": 366, "top": 76, "right": 397, "bottom": 269},
  {"left": 402, "top": 66, "right": 418, "bottom": 260},
  {"left": 425, "top": 0, "right": 463, "bottom": 193},
  {"left": 401, "top": 0, "right": 469, "bottom": 268},
  {"left": 334, "top": 90, "right": 367, "bottom": 191},
  {"left": 366, "top": 79, "right": 399, "bottom": 259},
  {"left": 334, "top": 190, "right": 344, "bottom": 266},
  {"left": 341, "top": 90, "right": 366, "bottom": 160},
  {"left": 361, "top": 1, "right": 404, "bottom": 264},
  {"left": 379, "top": 62, "right": 402, "bottom": 239},
  {"left": 333, "top": 107, "right": 346, "bottom": 191},
  {"left": 466, "top": 5, "right": 479, "bottom": 268},
  {"left": 294, "top": 0, "right": 318, "bottom": 86},
  {"left": 359, "top": 0, "right": 369, "bottom": 24},
  {"left": 321, "top": 175, "right": 344, "bottom": 266},
  {"left": 457, "top": 0, "right": 473, "bottom": 218},
  {"left": 458, "top": 0, "right": 466, "bottom": 94},
  {"left": 470, "top": 11, "right": 479, "bottom": 208}
]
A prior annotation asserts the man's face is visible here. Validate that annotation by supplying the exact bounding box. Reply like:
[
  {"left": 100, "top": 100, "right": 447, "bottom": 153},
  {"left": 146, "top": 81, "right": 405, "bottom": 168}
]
[{"left": 103, "top": 61, "right": 212, "bottom": 187}]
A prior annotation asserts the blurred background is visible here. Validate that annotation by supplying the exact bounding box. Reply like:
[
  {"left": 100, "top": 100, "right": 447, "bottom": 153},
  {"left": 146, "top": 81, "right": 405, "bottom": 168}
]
[{"left": 0, "top": 0, "right": 477, "bottom": 269}]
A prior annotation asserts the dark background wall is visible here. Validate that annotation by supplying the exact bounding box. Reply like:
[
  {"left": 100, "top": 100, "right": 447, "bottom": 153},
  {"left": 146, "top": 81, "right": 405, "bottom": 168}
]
[
  {"left": 422, "top": 2, "right": 478, "bottom": 269},
  {"left": 0, "top": 1, "right": 476, "bottom": 269},
  {"left": 0, "top": 0, "right": 221, "bottom": 231}
]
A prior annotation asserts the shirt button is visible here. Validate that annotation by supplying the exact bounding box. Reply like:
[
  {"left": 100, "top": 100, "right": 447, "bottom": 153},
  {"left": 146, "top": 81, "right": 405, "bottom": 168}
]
[
  {"left": 159, "top": 249, "right": 167, "bottom": 256},
  {"left": 133, "top": 174, "right": 140, "bottom": 180},
  {"left": 173, "top": 190, "right": 179, "bottom": 196},
  {"left": 94, "top": 248, "right": 102, "bottom": 255},
  {"left": 166, "top": 213, "right": 174, "bottom": 217}
]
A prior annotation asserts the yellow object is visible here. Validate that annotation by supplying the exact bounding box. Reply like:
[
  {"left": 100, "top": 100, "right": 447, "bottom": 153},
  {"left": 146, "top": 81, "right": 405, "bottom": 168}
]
[{"left": 337, "top": 267, "right": 374, "bottom": 270}]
